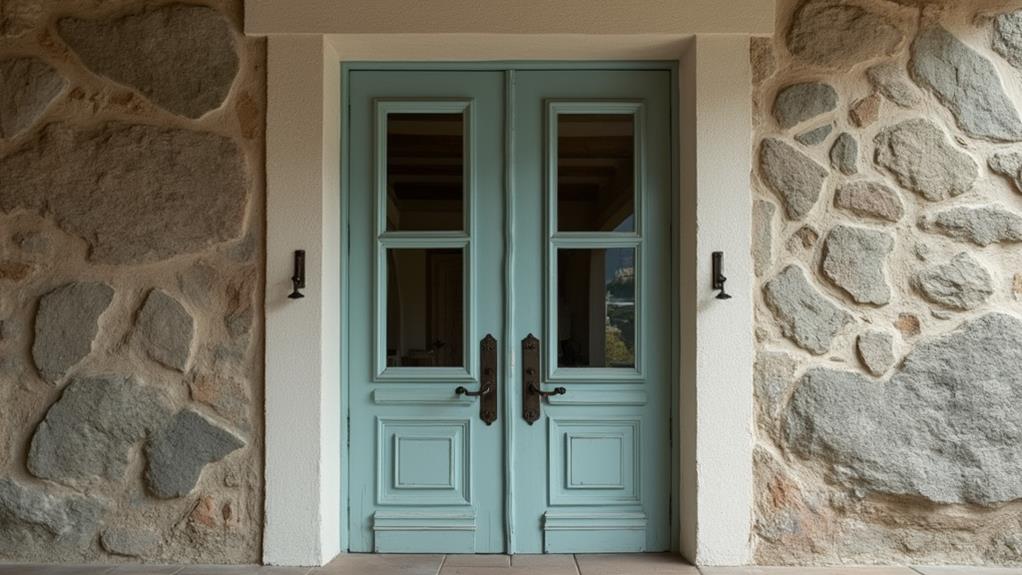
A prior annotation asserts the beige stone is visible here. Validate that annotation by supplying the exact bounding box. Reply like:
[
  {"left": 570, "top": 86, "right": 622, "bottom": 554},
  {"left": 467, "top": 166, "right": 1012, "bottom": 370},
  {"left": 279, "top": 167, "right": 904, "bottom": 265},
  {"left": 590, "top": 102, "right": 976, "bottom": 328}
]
[{"left": 850, "top": 94, "right": 882, "bottom": 128}]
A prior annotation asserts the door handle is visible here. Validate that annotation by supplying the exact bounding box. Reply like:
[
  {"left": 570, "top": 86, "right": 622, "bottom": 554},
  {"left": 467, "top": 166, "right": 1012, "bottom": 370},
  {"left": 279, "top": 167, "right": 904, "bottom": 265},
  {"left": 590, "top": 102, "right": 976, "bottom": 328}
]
[
  {"left": 522, "top": 334, "right": 566, "bottom": 424},
  {"left": 456, "top": 334, "right": 498, "bottom": 425}
]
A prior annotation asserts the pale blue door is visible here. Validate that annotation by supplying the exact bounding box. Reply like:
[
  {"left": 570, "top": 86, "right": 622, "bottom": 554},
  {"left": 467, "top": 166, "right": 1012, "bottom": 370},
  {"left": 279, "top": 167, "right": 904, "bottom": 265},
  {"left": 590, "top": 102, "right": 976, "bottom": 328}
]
[{"left": 346, "top": 66, "right": 672, "bottom": 554}]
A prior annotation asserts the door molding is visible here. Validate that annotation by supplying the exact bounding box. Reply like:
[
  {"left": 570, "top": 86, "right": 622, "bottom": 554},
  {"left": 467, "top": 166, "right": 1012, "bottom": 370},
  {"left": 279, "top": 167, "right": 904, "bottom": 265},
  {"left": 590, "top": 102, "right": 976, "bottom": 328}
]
[{"left": 259, "top": 33, "right": 758, "bottom": 567}]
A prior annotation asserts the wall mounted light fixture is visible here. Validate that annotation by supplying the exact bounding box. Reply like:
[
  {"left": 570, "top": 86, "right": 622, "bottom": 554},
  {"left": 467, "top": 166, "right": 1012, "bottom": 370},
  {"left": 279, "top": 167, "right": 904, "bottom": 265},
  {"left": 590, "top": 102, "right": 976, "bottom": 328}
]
[
  {"left": 288, "top": 250, "right": 306, "bottom": 300},
  {"left": 712, "top": 251, "right": 732, "bottom": 300}
]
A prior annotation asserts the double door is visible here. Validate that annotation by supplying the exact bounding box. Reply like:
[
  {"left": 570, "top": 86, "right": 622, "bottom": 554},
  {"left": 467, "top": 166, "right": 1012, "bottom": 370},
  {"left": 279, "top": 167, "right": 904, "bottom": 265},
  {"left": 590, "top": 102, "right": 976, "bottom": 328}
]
[{"left": 347, "top": 67, "right": 672, "bottom": 553}]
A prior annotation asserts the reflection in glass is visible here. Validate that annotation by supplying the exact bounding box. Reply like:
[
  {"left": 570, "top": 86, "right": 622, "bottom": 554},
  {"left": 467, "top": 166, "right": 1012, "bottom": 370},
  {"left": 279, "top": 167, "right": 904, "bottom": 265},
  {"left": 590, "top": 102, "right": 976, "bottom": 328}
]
[
  {"left": 386, "top": 113, "right": 464, "bottom": 231},
  {"left": 556, "top": 248, "right": 636, "bottom": 368},
  {"left": 557, "top": 114, "right": 635, "bottom": 232},
  {"left": 386, "top": 248, "right": 464, "bottom": 367}
]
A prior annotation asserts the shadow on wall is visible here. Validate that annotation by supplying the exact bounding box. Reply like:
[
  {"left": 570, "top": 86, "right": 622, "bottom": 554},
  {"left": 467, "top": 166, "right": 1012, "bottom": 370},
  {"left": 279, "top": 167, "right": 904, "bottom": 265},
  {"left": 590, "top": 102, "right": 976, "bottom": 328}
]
[
  {"left": 0, "top": 0, "right": 266, "bottom": 565},
  {"left": 751, "top": 0, "right": 1022, "bottom": 566}
]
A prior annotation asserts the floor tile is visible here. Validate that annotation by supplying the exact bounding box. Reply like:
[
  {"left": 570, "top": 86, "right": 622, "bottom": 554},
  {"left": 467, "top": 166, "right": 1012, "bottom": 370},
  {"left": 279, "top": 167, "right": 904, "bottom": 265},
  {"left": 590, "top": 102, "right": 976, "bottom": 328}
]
[
  {"left": 511, "top": 555, "right": 578, "bottom": 569},
  {"left": 443, "top": 555, "right": 511, "bottom": 568},
  {"left": 106, "top": 568, "right": 185, "bottom": 574},
  {"left": 440, "top": 568, "right": 578, "bottom": 575},
  {"left": 700, "top": 568, "right": 918, "bottom": 575},
  {"left": 0, "top": 567, "right": 114, "bottom": 575},
  {"left": 313, "top": 554, "right": 444, "bottom": 575},
  {"left": 576, "top": 553, "right": 698, "bottom": 575},
  {"left": 176, "top": 567, "right": 265, "bottom": 575},
  {"left": 913, "top": 568, "right": 1022, "bottom": 575}
]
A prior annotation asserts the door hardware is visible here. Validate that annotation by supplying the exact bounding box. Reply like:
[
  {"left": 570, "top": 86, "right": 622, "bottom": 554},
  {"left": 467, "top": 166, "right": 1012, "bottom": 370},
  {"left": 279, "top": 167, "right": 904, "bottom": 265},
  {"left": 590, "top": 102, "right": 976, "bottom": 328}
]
[
  {"left": 711, "top": 251, "right": 732, "bottom": 300},
  {"left": 522, "top": 334, "right": 565, "bottom": 424},
  {"left": 288, "top": 250, "right": 306, "bottom": 299},
  {"left": 455, "top": 334, "right": 498, "bottom": 425},
  {"left": 528, "top": 383, "right": 566, "bottom": 399}
]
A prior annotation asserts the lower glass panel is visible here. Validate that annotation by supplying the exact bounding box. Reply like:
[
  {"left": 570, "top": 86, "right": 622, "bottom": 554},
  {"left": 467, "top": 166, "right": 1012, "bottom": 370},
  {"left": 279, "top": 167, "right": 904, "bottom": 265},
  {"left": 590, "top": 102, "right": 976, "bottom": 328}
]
[
  {"left": 556, "top": 248, "right": 636, "bottom": 369},
  {"left": 386, "top": 248, "right": 464, "bottom": 367}
]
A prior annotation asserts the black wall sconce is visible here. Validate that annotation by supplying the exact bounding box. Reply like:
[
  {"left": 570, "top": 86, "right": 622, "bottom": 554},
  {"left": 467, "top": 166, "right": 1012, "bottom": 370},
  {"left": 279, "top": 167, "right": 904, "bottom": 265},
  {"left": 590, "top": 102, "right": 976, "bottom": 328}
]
[
  {"left": 712, "top": 251, "right": 732, "bottom": 300},
  {"left": 288, "top": 250, "right": 306, "bottom": 300}
]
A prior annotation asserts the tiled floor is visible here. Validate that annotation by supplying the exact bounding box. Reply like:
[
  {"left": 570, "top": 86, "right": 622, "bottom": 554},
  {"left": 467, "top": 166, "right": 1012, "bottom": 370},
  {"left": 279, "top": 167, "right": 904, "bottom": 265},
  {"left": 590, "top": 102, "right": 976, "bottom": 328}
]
[{"left": 0, "top": 556, "right": 1019, "bottom": 575}]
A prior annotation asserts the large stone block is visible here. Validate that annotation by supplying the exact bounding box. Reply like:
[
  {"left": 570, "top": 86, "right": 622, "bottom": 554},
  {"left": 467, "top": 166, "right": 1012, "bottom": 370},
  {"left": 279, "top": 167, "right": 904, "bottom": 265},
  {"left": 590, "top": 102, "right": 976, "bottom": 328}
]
[
  {"left": 787, "top": 0, "right": 903, "bottom": 70},
  {"left": 821, "top": 225, "right": 894, "bottom": 306},
  {"left": 911, "top": 26, "right": 1022, "bottom": 142},
  {"left": 0, "top": 122, "right": 248, "bottom": 264},
  {"left": 0, "top": 477, "right": 102, "bottom": 553},
  {"left": 785, "top": 313, "right": 1022, "bottom": 505},
  {"left": 0, "top": 57, "right": 65, "bottom": 139},
  {"left": 834, "top": 181, "right": 904, "bottom": 223},
  {"left": 989, "top": 152, "right": 1022, "bottom": 193},
  {"left": 856, "top": 330, "right": 896, "bottom": 377},
  {"left": 993, "top": 10, "right": 1022, "bottom": 71},
  {"left": 134, "top": 289, "right": 194, "bottom": 372},
  {"left": 874, "top": 119, "right": 977, "bottom": 202},
  {"left": 753, "top": 200, "right": 776, "bottom": 277},
  {"left": 829, "top": 132, "right": 858, "bottom": 175},
  {"left": 764, "top": 265, "right": 853, "bottom": 354},
  {"left": 759, "top": 138, "right": 829, "bottom": 220},
  {"left": 28, "top": 376, "right": 172, "bottom": 486},
  {"left": 58, "top": 4, "right": 238, "bottom": 118},
  {"left": 867, "top": 61, "right": 921, "bottom": 108},
  {"left": 32, "top": 282, "right": 114, "bottom": 383},
  {"left": 915, "top": 253, "right": 994, "bottom": 311},
  {"left": 145, "top": 409, "right": 245, "bottom": 499},
  {"left": 773, "top": 82, "right": 838, "bottom": 129},
  {"left": 920, "top": 205, "right": 1022, "bottom": 246}
]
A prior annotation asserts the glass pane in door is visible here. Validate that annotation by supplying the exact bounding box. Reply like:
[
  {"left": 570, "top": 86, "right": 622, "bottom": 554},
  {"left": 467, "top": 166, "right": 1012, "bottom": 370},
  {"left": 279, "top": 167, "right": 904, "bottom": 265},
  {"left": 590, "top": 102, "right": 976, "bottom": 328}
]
[
  {"left": 557, "top": 114, "right": 635, "bottom": 232},
  {"left": 386, "top": 248, "right": 464, "bottom": 367},
  {"left": 386, "top": 113, "right": 464, "bottom": 231}
]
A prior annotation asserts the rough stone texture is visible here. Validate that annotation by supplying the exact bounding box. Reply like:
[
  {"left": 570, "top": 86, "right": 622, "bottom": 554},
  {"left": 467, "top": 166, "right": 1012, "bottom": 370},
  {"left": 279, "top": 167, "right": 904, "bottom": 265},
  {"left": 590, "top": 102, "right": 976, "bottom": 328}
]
[
  {"left": 786, "top": 0, "right": 904, "bottom": 70},
  {"left": 867, "top": 61, "right": 921, "bottom": 108},
  {"left": 773, "top": 82, "right": 838, "bottom": 129},
  {"left": 794, "top": 124, "right": 832, "bottom": 146},
  {"left": 753, "top": 200, "right": 776, "bottom": 277},
  {"left": 0, "top": 122, "right": 249, "bottom": 264},
  {"left": 134, "top": 289, "right": 194, "bottom": 372},
  {"left": 895, "top": 313, "right": 922, "bottom": 338},
  {"left": 874, "top": 119, "right": 978, "bottom": 202},
  {"left": 0, "top": 57, "right": 66, "bottom": 139},
  {"left": 27, "top": 376, "right": 171, "bottom": 486},
  {"left": 751, "top": 36, "right": 777, "bottom": 85},
  {"left": 916, "top": 253, "right": 994, "bottom": 311},
  {"left": 787, "top": 225, "right": 819, "bottom": 254},
  {"left": 834, "top": 181, "right": 904, "bottom": 223},
  {"left": 785, "top": 313, "right": 1022, "bottom": 506},
  {"left": 821, "top": 225, "right": 895, "bottom": 305},
  {"left": 911, "top": 26, "right": 1022, "bottom": 142},
  {"left": 145, "top": 409, "right": 245, "bottom": 499},
  {"left": 759, "top": 138, "right": 829, "bottom": 220},
  {"left": 31, "top": 282, "right": 114, "bottom": 383},
  {"left": 989, "top": 151, "right": 1022, "bottom": 193},
  {"left": 849, "top": 94, "right": 881, "bottom": 128},
  {"left": 920, "top": 205, "right": 1022, "bottom": 246},
  {"left": 1014, "top": 273, "right": 1022, "bottom": 301},
  {"left": 0, "top": 478, "right": 102, "bottom": 555},
  {"left": 763, "top": 265, "right": 853, "bottom": 354},
  {"left": 101, "top": 527, "right": 160, "bottom": 558},
  {"left": 829, "top": 132, "right": 858, "bottom": 175},
  {"left": 993, "top": 10, "right": 1022, "bottom": 71},
  {"left": 58, "top": 5, "right": 238, "bottom": 118},
  {"left": 857, "top": 330, "right": 896, "bottom": 376},
  {"left": 755, "top": 351, "right": 799, "bottom": 442}
]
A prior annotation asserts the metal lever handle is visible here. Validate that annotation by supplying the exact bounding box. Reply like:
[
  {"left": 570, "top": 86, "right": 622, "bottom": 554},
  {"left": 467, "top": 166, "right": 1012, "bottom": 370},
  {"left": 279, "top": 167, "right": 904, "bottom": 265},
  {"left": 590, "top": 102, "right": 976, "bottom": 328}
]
[
  {"left": 455, "top": 381, "right": 493, "bottom": 397},
  {"left": 528, "top": 383, "right": 566, "bottom": 399}
]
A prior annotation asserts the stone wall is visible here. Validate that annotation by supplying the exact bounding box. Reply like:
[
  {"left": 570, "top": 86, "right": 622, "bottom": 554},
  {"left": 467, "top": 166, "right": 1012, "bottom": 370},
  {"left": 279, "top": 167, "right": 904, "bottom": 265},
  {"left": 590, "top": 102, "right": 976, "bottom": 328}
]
[
  {"left": 0, "top": 0, "right": 265, "bottom": 564},
  {"left": 753, "top": 0, "right": 1022, "bottom": 565}
]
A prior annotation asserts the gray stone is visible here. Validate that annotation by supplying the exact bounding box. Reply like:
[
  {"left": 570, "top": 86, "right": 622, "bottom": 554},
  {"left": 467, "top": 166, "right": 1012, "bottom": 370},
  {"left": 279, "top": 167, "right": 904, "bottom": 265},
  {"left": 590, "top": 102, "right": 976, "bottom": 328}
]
[
  {"left": 874, "top": 119, "right": 977, "bottom": 202},
  {"left": 866, "top": 61, "right": 921, "bottom": 108},
  {"left": 829, "top": 132, "right": 858, "bottom": 175},
  {"left": 0, "top": 57, "right": 66, "bottom": 139},
  {"left": 751, "top": 36, "right": 777, "bottom": 85},
  {"left": 787, "top": 0, "right": 904, "bottom": 70},
  {"left": 134, "top": 289, "right": 194, "bottom": 372},
  {"left": 989, "top": 152, "right": 1022, "bottom": 193},
  {"left": 0, "top": 477, "right": 102, "bottom": 552},
  {"left": 834, "top": 181, "right": 904, "bottom": 223},
  {"left": 57, "top": 4, "right": 238, "bottom": 118},
  {"left": 911, "top": 26, "right": 1022, "bottom": 142},
  {"left": 993, "top": 10, "right": 1022, "bottom": 70},
  {"left": 0, "top": 122, "right": 248, "bottom": 264},
  {"left": 101, "top": 527, "right": 160, "bottom": 557},
  {"left": 857, "top": 330, "right": 896, "bottom": 377},
  {"left": 795, "top": 124, "right": 833, "bottom": 146},
  {"left": 773, "top": 83, "right": 838, "bottom": 129},
  {"left": 785, "top": 313, "right": 1022, "bottom": 505},
  {"left": 12, "top": 230, "right": 47, "bottom": 253},
  {"left": 755, "top": 351, "right": 799, "bottom": 436},
  {"left": 32, "top": 282, "right": 114, "bottom": 383},
  {"left": 763, "top": 265, "right": 853, "bottom": 355},
  {"left": 915, "top": 253, "right": 994, "bottom": 311},
  {"left": 759, "top": 138, "right": 829, "bottom": 220},
  {"left": 920, "top": 205, "right": 1022, "bottom": 246},
  {"left": 821, "top": 225, "right": 895, "bottom": 306},
  {"left": 753, "top": 200, "right": 776, "bottom": 277},
  {"left": 145, "top": 409, "right": 245, "bottom": 499},
  {"left": 28, "top": 376, "right": 171, "bottom": 485}
]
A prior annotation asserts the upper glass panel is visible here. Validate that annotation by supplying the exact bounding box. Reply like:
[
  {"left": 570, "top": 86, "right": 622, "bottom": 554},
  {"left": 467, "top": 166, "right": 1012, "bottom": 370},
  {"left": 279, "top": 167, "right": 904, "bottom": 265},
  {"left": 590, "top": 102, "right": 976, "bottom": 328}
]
[
  {"left": 556, "top": 248, "right": 636, "bottom": 368},
  {"left": 557, "top": 114, "right": 635, "bottom": 232},
  {"left": 386, "top": 248, "right": 464, "bottom": 368},
  {"left": 386, "top": 113, "right": 464, "bottom": 231}
]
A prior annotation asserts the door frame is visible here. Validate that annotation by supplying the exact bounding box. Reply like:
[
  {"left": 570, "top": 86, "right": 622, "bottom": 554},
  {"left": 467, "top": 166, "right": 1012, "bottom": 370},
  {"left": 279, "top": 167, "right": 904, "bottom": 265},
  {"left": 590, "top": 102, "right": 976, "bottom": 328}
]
[
  {"left": 342, "top": 62, "right": 677, "bottom": 555},
  {"left": 254, "top": 18, "right": 765, "bottom": 567}
]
